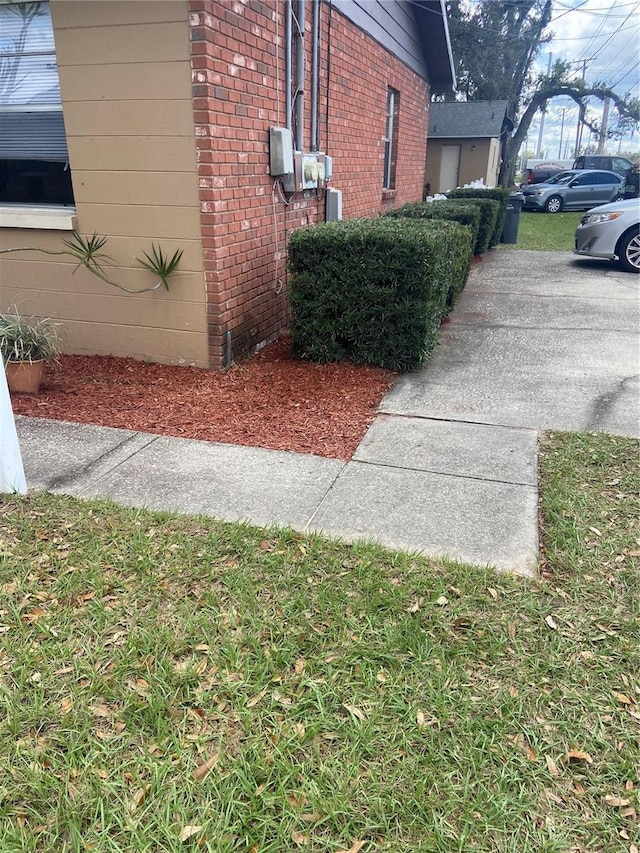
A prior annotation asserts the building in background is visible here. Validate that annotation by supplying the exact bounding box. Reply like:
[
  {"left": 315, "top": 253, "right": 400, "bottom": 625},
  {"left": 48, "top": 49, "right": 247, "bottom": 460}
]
[{"left": 424, "top": 100, "right": 508, "bottom": 194}]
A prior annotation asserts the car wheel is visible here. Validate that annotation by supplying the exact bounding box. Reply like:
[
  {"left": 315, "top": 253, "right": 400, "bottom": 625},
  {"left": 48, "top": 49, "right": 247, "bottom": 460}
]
[
  {"left": 617, "top": 227, "right": 640, "bottom": 273},
  {"left": 544, "top": 195, "right": 563, "bottom": 213}
]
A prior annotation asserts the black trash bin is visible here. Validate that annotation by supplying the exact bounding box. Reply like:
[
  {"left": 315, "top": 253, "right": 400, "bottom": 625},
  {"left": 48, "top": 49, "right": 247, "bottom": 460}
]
[{"left": 501, "top": 192, "right": 525, "bottom": 244}]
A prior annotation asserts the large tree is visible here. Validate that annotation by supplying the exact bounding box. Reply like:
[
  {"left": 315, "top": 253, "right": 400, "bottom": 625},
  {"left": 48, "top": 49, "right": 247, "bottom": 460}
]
[{"left": 444, "top": 0, "right": 640, "bottom": 186}]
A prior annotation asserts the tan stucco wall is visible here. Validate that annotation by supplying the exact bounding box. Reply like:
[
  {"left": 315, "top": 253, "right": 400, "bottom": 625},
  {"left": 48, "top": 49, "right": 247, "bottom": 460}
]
[
  {"left": 425, "top": 138, "right": 500, "bottom": 194},
  {"left": 0, "top": 1, "right": 208, "bottom": 366}
]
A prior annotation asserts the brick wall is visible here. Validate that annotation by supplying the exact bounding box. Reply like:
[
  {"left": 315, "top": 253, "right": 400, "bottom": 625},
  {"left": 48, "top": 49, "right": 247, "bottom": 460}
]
[{"left": 189, "top": 0, "right": 430, "bottom": 368}]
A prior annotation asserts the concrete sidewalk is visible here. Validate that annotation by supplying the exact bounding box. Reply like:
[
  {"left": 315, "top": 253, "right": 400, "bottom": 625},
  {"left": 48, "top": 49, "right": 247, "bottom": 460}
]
[{"left": 13, "top": 249, "right": 640, "bottom": 578}]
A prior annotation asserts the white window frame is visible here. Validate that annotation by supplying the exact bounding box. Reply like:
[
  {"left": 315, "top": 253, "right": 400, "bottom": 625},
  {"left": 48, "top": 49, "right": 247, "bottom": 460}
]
[{"left": 383, "top": 87, "right": 398, "bottom": 191}]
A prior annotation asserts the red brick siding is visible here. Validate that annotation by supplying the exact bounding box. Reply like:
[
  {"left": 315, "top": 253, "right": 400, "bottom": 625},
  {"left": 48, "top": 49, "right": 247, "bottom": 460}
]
[{"left": 189, "top": 0, "right": 430, "bottom": 368}]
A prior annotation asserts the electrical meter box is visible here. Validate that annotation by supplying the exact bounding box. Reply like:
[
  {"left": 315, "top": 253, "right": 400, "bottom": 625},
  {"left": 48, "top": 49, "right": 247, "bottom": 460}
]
[
  {"left": 280, "top": 151, "right": 331, "bottom": 193},
  {"left": 269, "top": 127, "right": 294, "bottom": 176}
]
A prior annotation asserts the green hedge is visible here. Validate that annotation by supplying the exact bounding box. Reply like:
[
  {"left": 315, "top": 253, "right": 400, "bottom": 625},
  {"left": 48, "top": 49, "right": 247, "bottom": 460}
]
[
  {"left": 384, "top": 200, "right": 481, "bottom": 255},
  {"left": 442, "top": 196, "right": 501, "bottom": 254},
  {"left": 288, "top": 217, "right": 473, "bottom": 371},
  {"left": 383, "top": 205, "right": 475, "bottom": 309},
  {"left": 427, "top": 219, "right": 474, "bottom": 314},
  {"left": 446, "top": 187, "right": 510, "bottom": 246}
]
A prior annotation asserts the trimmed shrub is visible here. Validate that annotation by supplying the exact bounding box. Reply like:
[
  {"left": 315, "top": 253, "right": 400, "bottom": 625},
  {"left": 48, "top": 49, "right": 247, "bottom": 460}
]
[
  {"left": 384, "top": 200, "right": 481, "bottom": 255},
  {"left": 442, "top": 196, "right": 500, "bottom": 254},
  {"left": 383, "top": 205, "right": 475, "bottom": 310},
  {"left": 431, "top": 219, "right": 474, "bottom": 313},
  {"left": 447, "top": 187, "right": 510, "bottom": 247},
  {"left": 288, "top": 217, "right": 472, "bottom": 372}
]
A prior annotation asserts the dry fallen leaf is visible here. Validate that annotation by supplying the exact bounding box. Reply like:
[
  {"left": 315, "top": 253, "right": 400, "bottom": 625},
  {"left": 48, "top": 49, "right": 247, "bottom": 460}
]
[
  {"left": 60, "top": 697, "right": 73, "bottom": 716},
  {"left": 562, "top": 749, "right": 593, "bottom": 764},
  {"left": 603, "top": 795, "right": 630, "bottom": 808},
  {"left": 301, "top": 811, "right": 323, "bottom": 822},
  {"left": 291, "top": 830, "right": 310, "bottom": 845},
  {"left": 337, "top": 842, "right": 366, "bottom": 853},
  {"left": 272, "top": 689, "right": 293, "bottom": 706},
  {"left": 192, "top": 754, "right": 218, "bottom": 782},
  {"left": 544, "top": 615, "right": 558, "bottom": 630},
  {"left": 341, "top": 704, "right": 366, "bottom": 721},
  {"left": 294, "top": 657, "right": 306, "bottom": 675},
  {"left": 435, "top": 595, "right": 449, "bottom": 607},
  {"left": 616, "top": 693, "right": 634, "bottom": 705},
  {"left": 508, "top": 622, "right": 517, "bottom": 641},
  {"left": 129, "top": 784, "right": 151, "bottom": 814},
  {"left": 246, "top": 689, "right": 268, "bottom": 709},
  {"left": 180, "top": 825, "right": 202, "bottom": 842},
  {"left": 546, "top": 755, "right": 560, "bottom": 777}
]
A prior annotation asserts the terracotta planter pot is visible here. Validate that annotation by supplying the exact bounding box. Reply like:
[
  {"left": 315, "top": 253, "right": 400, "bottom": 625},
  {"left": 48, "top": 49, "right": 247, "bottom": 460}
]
[{"left": 5, "top": 360, "right": 44, "bottom": 394}]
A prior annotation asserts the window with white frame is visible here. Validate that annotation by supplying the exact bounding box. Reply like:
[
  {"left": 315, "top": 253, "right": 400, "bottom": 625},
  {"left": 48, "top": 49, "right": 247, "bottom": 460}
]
[
  {"left": 0, "top": 0, "right": 74, "bottom": 205},
  {"left": 383, "top": 87, "right": 399, "bottom": 191}
]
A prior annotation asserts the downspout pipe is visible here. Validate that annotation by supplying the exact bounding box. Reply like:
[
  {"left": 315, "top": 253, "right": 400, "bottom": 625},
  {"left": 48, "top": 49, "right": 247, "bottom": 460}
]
[
  {"left": 285, "top": 0, "right": 292, "bottom": 130},
  {"left": 310, "top": 0, "right": 320, "bottom": 151},
  {"left": 294, "top": 0, "right": 305, "bottom": 151}
]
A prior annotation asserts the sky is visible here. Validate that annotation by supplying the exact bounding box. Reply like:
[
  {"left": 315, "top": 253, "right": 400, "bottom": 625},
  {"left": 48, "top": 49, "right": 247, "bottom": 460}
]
[{"left": 523, "top": 0, "right": 640, "bottom": 162}]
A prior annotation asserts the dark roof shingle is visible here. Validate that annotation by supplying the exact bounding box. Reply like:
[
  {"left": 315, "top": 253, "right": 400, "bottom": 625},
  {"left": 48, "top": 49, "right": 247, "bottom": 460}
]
[{"left": 429, "top": 100, "right": 509, "bottom": 138}]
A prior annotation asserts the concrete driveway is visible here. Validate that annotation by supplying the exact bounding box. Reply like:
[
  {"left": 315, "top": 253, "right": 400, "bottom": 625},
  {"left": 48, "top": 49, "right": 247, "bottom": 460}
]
[{"left": 380, "top": 250, "right": 639, "bottom": 436}]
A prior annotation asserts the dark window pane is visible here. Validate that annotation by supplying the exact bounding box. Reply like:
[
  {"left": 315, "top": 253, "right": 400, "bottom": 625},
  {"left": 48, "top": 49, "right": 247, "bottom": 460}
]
[{"left": 0, "top": 158, "right": 74, "bottom": 204}]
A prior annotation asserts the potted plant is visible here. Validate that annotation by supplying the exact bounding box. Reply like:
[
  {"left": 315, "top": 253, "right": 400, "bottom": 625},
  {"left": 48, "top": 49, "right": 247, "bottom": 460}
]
[{"left": 0, "top": 308, "right": 61, "bottom": 394}]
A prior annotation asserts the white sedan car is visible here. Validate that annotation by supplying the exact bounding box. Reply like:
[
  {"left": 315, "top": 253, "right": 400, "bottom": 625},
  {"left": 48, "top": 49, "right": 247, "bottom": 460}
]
[{"left": 574, "top": 198, "right": 640, "bottom": 273}]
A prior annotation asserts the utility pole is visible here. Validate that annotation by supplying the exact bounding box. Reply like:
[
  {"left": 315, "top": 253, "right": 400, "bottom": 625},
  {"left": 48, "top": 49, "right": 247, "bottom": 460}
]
[
  {"left": 536, "top": 53, "right": 552, "bottom": 158},
  {"left": 574, "top": 57, "right": 596, "bottom": 157},
  {"left": 558, "top": 108, "right": 566, "bottom": 159},
  {"left": 597, "top": 98, "right": 610, "bottom": 154}
]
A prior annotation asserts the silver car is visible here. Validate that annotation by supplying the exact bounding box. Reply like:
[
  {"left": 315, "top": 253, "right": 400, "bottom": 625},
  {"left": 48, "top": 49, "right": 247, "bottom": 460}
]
[
  {"left": 522, "top": 169, "right": 625, "bottom": 213},
  {"left": 574, "top": 198, "right": 640, "bottom": 273}
]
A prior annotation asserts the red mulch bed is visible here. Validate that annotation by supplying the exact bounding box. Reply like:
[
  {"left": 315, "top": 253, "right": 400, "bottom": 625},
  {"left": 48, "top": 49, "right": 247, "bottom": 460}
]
[{"left": 10, "top": 336, "right": 397, "bottom": 461}]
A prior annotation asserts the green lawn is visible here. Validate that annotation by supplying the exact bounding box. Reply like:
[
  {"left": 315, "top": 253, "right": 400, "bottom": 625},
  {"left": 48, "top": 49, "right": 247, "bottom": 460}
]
[
  {"left": 497, "top": 211, "right": 583, "bottom": 252},
  {"left": 1, "top": 432, "right": 638, "bottom": 852}
]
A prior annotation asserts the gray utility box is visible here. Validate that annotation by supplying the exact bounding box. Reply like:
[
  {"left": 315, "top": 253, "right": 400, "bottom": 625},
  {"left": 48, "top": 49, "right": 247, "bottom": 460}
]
[{"left": 501, "top": 192, "right": 525, "bottom": 244}]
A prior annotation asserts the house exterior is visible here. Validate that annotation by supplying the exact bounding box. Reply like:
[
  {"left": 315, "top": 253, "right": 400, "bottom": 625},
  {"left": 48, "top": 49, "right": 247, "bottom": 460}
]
[
  {"left": 0, "top": 0, "right": 454, "bottom": 368},
  {"left": 424, "top": 100, "right": 508, "bottom": 195}
]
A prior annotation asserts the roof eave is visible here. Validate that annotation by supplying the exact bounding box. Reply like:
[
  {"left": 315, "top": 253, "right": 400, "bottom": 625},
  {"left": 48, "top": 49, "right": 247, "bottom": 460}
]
[{"left": 413, "top": 0, "right": 456, "bottom": 93}]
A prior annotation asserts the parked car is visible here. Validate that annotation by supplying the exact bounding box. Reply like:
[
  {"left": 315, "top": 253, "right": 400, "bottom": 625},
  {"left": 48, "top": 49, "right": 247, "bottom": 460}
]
[
  {"left": 572, "top": 155, "right": 633, "bottom": 177},
  {"left": 521, "top": 169, "right": 625, "bottom": 213},
  {"left": 521, "top": 165, "right": 564, "bottom": 185},
  {"left": 573, "top": 197, "right": 640, "bottom": 273},
  {"left": 623, "top": 159, "right": 640, "bottom": 199}
]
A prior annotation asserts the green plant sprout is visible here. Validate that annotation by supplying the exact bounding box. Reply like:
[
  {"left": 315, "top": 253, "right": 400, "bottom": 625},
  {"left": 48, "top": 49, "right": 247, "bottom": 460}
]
[{"left": 0, "top": 232, "right": 183, "bottom": 293}]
